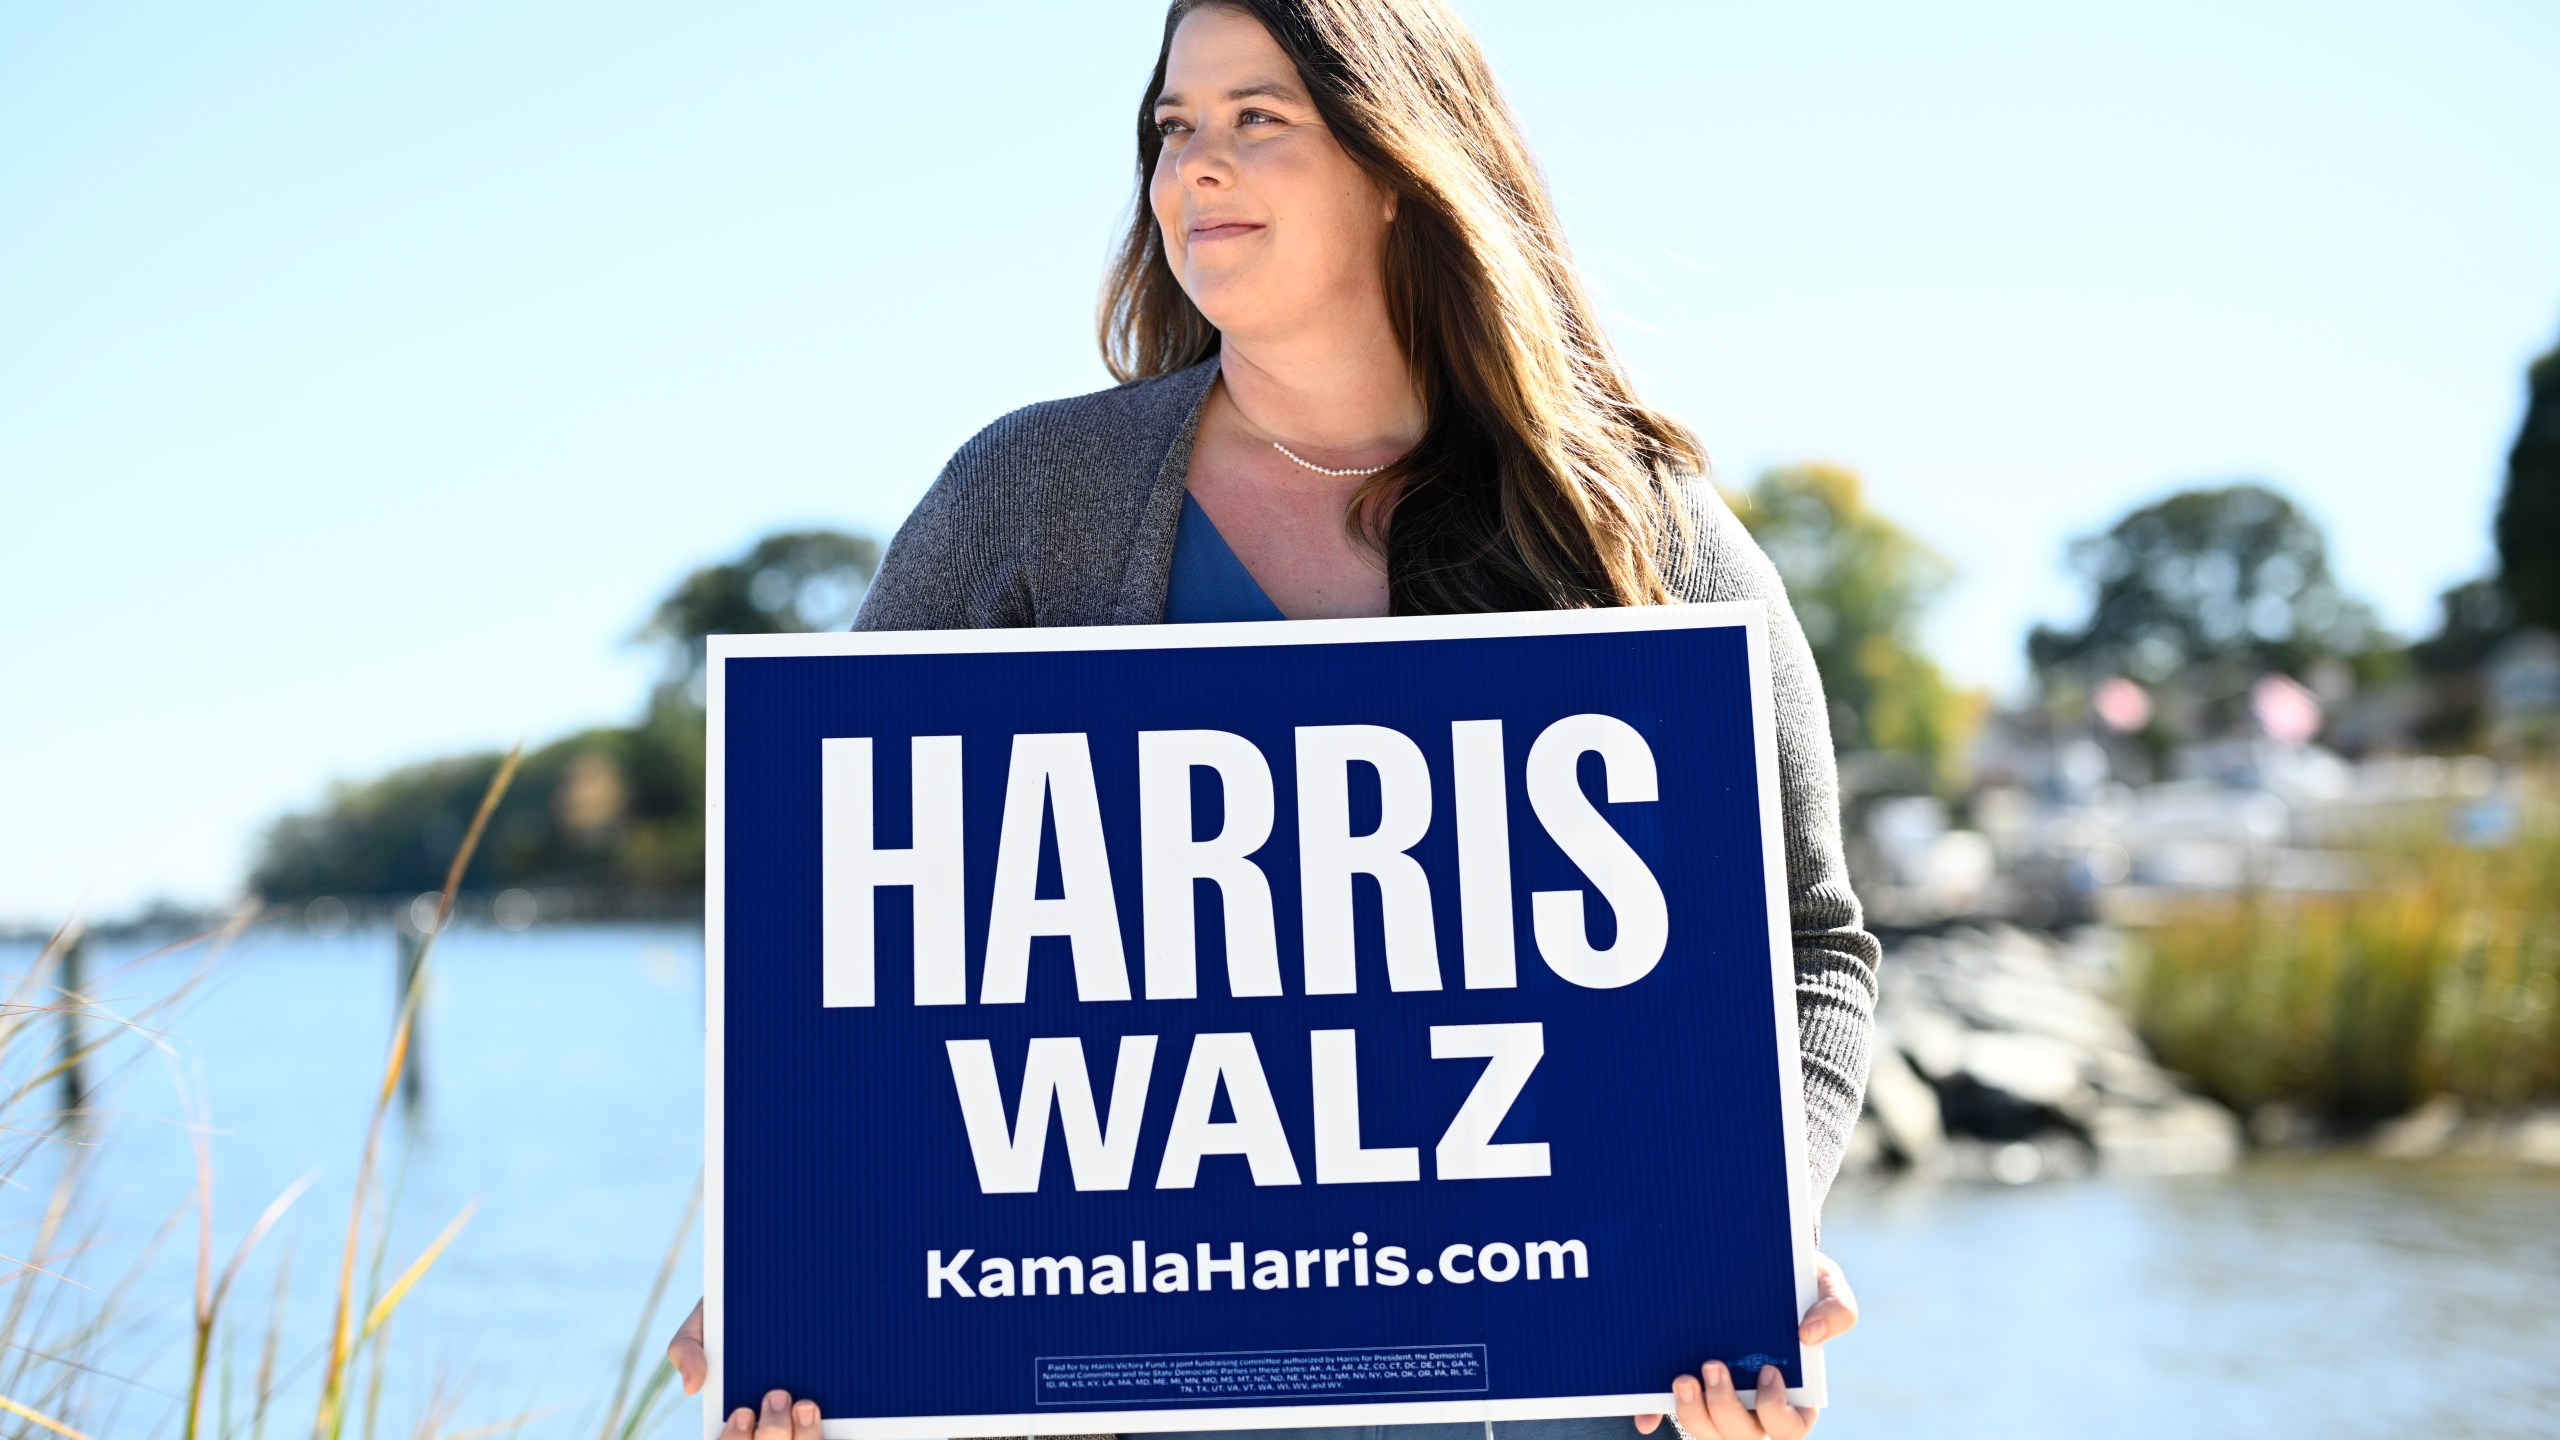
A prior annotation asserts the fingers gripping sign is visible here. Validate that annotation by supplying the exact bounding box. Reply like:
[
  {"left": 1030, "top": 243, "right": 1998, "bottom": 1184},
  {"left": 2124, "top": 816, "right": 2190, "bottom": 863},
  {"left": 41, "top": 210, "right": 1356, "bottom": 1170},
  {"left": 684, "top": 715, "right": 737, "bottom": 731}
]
[
  {"left": 1795, "top": 1252, "right": 1860, "bottom": 1347},
  {"left": 724, "top": 1388, "right": 820, "bottom": 1440},
  {"left": 1632, "top": 1251, "right": 1857, "bottom": 1439},
  {"left": 670, "top": 1299, "right": 822, "bottom": 1437}
]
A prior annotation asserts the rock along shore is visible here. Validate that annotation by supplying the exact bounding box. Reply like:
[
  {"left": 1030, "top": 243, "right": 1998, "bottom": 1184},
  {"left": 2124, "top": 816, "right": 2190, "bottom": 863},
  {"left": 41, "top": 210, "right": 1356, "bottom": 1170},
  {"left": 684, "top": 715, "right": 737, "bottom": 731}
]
[
  {"left": 1843, "top": 923, "right": 2560, "bottom": 1187},
  {"left": 1845, "top": 924, "right": 2242, "bottom": 1186}
]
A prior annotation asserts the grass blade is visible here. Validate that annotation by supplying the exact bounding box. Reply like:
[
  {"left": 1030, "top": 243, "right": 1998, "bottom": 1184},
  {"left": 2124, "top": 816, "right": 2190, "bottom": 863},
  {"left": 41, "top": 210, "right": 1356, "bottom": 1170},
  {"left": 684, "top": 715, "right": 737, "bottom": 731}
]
[
  {"left": 361, "top": 1201, "right": 477, "bottom": 1339},
  {"left": 0, "top": 1392, "right": 95, "bottom": 1440},
  {"left": 318, "top": 746, "right": 521, "bottom": 1439},
  {"left": 596, "top": 1179, "right": 700, "bottom": 1440},
  {"left": 612, "top": 1361, "right": 681, "bottom": 1440}
]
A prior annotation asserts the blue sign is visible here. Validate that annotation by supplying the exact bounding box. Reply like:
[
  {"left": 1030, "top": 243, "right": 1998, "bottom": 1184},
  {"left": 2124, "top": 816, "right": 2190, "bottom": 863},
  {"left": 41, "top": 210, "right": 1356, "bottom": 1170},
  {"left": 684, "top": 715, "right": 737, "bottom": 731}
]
[{"left": 706, "top": 607, "right": 1823, "bottom": 1438}]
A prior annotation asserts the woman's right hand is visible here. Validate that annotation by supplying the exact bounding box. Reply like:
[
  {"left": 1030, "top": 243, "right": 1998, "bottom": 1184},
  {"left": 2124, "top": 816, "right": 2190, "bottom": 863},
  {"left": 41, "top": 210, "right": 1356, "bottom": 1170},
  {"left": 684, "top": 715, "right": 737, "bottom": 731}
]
[{"left": 669, "top": 1298, "right": 823, "bottom": 1437}]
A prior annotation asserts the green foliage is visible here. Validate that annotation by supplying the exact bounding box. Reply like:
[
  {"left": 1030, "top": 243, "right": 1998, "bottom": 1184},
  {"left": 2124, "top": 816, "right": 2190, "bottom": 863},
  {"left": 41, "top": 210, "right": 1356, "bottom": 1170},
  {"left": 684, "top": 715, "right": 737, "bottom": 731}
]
[
  {"left": 2127, "top": 798, "right": 2560, "bottom": 1119},
  {"left": 2028, "top": 482, "right": 2384, "bottom": 735},
  {"left": 2411, "top": 577, "right": 2519, "bottom": 677},
  {"left": 2403, "top": 577, "right": 2517, "bottom": 750},
  {"left": 635, "top": 529, "right": 881, "bottom": 705},
  {"left": 251, "top": 529, "right": 877, "bottom": 903},
  {"left": 249, "top": 709, "right": 706, "bottom": 903},
  {"left": 2494, "top": 338, "right": 2560, "bottom": 632},
  {"left": 1727, "top": 464, "right": 1977, "bottom": 780},
  {"left": 2394, "top": 342, "right": 2560, "bottom": 749}
]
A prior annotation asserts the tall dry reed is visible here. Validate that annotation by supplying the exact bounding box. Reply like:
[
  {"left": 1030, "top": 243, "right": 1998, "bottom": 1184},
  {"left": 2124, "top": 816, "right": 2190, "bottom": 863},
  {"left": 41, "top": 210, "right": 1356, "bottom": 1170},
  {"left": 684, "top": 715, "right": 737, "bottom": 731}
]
[
  {"left": 2128, "top": 786, "right": 2560, "bottom": 1119},
  {"left": 3, "top": 741, "right": 700, "bottom": 1439}
]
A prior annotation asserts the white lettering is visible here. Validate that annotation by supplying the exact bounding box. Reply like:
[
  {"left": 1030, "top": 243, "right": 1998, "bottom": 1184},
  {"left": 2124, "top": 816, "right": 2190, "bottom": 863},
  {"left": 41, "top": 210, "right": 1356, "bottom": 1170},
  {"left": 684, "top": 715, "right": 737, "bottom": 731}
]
[
  {"left": 977, "top": 1256, "right": 1015, "bottom": 1297},
  {"left": 1090, "top": 1253, "right": 1128, "bottom": 1294},
  {"left": 1450, "top": 719, "right": 1517, "bottom": 989},
  {"left": 982, "top": 733, "right": 1132, "bottom": 1004},
  {"left": 1154, "top": 1033, "right": 1304, "bottom": 1188},
  {"left": 925, "top": 1247, "right": 975, "bottom": 1298},
  {"left": 1526, "top": 1238, "right": 1589, "bottom": 1279},
  {"left": 1137, "top": 730, "right": 1282, "bottom": 1000},
  {"left": 1430, "top": 1022, "right": 1551, "bottom": 1180},
  {"left": 1295, "top": 725, "right": 1442, "bottom": 995},
  {"left": 927, "top": 1236, "right": 1584, "bottom": 1295},
  {"left": 1309, "top": 1029, "right": 1420, "bottom": 1184},
  {"left": 1197, "top": 1241, "right": 1246, "bottom": 1290},
  {"left": 1022, "top": 1254, "right": 1083, "bottom": 1296},
  {"left": 821, "top": 736, "right": 965, "bottom": 1007},
  {"left": 1526, "top": 714, "right": 1668, "bottom": 989},
  {"left": 944, "top": 1036, "right": 1158, "bottom": 1193}
]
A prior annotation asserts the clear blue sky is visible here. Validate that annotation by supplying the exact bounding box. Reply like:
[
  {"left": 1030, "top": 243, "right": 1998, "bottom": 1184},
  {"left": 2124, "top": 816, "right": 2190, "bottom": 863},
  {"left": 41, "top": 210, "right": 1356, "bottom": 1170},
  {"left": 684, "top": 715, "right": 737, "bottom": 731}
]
[{"left": 4, "top": 1, "right": 2556, "bottom": 922}]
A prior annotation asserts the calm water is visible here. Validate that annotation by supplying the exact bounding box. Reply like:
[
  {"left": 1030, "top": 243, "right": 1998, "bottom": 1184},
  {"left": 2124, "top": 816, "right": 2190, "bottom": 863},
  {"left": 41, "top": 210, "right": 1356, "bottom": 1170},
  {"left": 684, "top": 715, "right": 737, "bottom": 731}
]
[
  {"left": 1820, "top": 1159, "right": 2560, "bottom": 1436},
  {"left": 15, "top": 924, "right": 706, "bottom": 1440},
  {"left": 13, "top": 926, "right": 2558, "bottom": 1438}
]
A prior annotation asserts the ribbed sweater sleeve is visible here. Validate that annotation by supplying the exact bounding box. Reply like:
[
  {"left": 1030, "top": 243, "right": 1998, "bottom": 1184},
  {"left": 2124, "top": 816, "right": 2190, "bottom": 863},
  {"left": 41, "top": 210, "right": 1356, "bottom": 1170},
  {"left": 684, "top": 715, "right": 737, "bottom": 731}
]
[
  {"left": 1665, "top": 481, "right": 1882, "bottom": 1210},
  {"left": 852, "top": 422, "right": 1039, "bottom": 630}
]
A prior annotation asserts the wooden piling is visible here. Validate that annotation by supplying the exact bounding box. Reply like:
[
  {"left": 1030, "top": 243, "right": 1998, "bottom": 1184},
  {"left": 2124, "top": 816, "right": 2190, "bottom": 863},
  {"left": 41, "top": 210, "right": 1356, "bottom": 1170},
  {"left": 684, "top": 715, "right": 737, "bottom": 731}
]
[
  {"left": 56, "top": 933, "right": 87, "bottom": 1127},
  {"left": 394, "top": 902, "right": 427, "bottom": 1113}
]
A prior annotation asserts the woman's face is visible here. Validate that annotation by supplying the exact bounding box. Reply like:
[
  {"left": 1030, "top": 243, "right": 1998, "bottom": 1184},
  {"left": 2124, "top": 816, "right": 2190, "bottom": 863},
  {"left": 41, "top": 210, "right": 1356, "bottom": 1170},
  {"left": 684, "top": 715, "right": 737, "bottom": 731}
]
[{"left": 1148, "top": 6, "right": 1396, "bottom": 345}]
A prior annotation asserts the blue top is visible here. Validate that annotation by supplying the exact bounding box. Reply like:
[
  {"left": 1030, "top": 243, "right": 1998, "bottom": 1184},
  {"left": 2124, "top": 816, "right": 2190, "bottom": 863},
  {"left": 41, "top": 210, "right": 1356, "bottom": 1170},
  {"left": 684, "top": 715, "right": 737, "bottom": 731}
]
[{"left": 1163, "top": 492, "right": 1287, "bottom": 623}]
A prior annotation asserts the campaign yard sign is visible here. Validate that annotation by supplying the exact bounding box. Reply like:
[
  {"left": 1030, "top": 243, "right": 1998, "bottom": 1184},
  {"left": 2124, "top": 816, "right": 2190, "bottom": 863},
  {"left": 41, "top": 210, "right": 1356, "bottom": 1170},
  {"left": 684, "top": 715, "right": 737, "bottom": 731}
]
[{"left": 705, "top": 605, "right": 1824, "bottom": 1439}]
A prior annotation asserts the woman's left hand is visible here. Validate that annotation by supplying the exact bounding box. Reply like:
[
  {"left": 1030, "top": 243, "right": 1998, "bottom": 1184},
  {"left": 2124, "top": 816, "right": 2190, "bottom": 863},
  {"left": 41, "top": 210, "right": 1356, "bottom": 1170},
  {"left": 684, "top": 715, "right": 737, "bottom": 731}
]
[{"left": 1633, "top": 1249, "right": 1859, "bottom": 1439}]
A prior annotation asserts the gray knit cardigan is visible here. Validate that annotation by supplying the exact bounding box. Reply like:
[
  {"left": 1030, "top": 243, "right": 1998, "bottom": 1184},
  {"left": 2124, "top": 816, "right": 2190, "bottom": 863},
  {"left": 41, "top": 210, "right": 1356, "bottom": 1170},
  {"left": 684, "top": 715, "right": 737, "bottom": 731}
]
[{"left": 852, "top": 357, "right": 1881, "bottom": 1208}]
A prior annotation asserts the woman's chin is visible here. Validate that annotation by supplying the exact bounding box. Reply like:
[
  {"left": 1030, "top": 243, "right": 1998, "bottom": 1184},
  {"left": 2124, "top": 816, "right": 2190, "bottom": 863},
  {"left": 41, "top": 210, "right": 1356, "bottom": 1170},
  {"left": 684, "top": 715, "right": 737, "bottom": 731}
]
[
  {"left": 1180, "top": 267, "right": 1281, "bottom": 324},
  {"left": 1185, "top": 297, "right": 1318, "bottom": 349}
]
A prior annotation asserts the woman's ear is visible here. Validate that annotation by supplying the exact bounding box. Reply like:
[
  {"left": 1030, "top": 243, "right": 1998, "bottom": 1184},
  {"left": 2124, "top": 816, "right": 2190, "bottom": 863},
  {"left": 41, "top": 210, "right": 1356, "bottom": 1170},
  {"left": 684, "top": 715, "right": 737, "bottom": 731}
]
[{"left": 1382, "top": 188, "right": 1399, "bottom": 224}]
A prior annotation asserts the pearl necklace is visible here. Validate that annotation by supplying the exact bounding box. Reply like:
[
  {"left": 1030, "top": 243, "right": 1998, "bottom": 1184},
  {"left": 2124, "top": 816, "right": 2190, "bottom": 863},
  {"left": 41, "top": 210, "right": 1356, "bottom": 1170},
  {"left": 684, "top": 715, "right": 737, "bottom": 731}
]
[{"left": 1271, "top": 440, "right": 1394, "bottom": 478}]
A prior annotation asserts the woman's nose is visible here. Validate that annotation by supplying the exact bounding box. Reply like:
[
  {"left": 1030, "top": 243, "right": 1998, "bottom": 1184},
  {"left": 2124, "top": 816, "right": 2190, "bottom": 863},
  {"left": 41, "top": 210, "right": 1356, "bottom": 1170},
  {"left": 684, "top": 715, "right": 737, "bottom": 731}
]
[{"left": 1172, "top": 129, "right": 1233, "bottom": 189}]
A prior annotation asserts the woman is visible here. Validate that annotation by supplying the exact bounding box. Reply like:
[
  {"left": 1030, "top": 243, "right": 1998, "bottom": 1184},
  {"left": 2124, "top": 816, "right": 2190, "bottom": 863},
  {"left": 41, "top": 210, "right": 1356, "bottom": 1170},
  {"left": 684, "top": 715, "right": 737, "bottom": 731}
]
[{"left": 674, "top": 2, "right": 1877, "bottom": 1437}]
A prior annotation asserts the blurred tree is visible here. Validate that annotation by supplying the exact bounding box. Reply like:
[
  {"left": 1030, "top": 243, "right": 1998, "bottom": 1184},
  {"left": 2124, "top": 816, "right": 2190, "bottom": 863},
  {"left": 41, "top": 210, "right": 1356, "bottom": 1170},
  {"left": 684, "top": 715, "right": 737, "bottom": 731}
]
[
  {"left": 248, "top": 715, "right": 704, "bottom": 903},
  {"left": 2403, "top": 577, "right": 2512, "bottom": 751},
  {"left": 2494, "top": 338, "right": 2559, "bottom": 631},
  {"left": 635, "top": 530, "right": 881, "bottom": 707},
  {"left": 2411, "top": 576, "right": 2518, "bottom": 677},
  {"left": 2395, "top": 339, "right": 2557, "bottom": 749},
  {"left": 2028, "top": 483, "right": 2385, "bottom": 739},
  {"left": 252, "top": 528, "right": 877, "bottom": 904},
  {"left": 252, "top": 751, "right": 515, "bottom": 902},
  {"left": 1727, "top": 464, "right": 1978, "bottom": 782}
]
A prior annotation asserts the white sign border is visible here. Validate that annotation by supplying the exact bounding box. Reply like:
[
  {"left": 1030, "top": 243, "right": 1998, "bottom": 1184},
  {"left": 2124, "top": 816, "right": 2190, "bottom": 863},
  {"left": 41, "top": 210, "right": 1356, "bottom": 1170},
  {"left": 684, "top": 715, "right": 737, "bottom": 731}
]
[{"left": 704, "top": 602, "right": 1826, "bottom": 1438}]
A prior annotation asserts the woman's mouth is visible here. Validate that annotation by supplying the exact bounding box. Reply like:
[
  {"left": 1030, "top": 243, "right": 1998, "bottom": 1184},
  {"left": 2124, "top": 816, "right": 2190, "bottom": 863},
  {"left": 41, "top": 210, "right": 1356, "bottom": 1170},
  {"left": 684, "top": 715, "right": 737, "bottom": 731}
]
[{"left": 1187, "top": 220, "right": 1264, "bottom": 244}]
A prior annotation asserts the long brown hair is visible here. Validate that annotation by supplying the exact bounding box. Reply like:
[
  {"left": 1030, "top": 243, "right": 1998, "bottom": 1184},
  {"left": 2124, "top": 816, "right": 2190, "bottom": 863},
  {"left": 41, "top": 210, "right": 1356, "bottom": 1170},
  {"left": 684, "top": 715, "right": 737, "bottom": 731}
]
[{"left": 1099, "top": 0, "right": 1704, "bottom": 612}]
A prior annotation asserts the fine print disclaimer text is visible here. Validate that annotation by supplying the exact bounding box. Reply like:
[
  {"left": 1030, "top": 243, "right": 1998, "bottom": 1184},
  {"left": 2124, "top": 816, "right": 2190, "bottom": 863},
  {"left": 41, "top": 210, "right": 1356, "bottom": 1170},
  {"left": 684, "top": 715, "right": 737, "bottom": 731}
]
[{"left": 1035, "top": 1344, "right": 1490, "bottom": 1406}]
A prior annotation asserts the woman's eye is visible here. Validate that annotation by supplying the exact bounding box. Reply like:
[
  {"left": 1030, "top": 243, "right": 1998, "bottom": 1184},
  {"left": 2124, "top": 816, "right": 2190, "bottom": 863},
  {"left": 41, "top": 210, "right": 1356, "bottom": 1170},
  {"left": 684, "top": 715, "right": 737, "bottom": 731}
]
[
  {"left": 1239, "top": 109, "right": 1280, "bottom": 126},
  {"left": 1154, "top": 116, "right": 1189, "bottom": 137}
]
